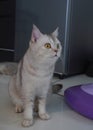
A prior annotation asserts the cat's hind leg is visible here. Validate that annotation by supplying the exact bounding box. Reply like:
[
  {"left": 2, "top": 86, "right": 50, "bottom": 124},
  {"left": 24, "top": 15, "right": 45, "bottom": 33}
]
[{"left": 9, "top": 76, "right": 23, "bottom": 113}]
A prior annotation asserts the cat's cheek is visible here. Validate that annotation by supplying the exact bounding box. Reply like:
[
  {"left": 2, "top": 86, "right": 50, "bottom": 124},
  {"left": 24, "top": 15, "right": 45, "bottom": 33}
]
[
  {"left": 55, "top": 52, "right": 61, "bottom": 59},
  {"left": 57, "top": 53, "right": 61, "bottom": 58},
  {"left": 58, "top": 48, "right": 62, "bottom": 56}
]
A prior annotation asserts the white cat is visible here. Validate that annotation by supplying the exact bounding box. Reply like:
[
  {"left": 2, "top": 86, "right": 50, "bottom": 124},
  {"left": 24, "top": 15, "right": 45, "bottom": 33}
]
[{"left": 9, "top": 25, "right": 62, "bottom": 127}]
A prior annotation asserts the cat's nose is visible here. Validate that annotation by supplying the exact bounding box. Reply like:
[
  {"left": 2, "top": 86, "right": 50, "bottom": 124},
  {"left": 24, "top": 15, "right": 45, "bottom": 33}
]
[{"left": 54, "top": 49, "right": 58, "bottom": 53}]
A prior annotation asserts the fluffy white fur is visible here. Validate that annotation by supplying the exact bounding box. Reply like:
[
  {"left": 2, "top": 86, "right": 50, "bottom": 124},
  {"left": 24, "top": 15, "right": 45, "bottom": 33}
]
[{"left": 9, "top": 25, "right": 62, "bottom": 127}]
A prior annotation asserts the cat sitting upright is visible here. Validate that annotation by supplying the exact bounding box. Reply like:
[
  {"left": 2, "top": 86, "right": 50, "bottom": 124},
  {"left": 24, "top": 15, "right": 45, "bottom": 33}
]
[{"left": 9, "top": 25, "right": 62, "bottom": 127}]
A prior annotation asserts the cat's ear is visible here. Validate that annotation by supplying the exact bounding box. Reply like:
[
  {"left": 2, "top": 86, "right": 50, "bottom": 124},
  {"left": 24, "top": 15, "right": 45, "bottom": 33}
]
[
  {"left": 31, "top": 24, "right": 43, "bottom": 43},
  {"left": 52, "top": 27, "right": 59, "bottom": 37}
]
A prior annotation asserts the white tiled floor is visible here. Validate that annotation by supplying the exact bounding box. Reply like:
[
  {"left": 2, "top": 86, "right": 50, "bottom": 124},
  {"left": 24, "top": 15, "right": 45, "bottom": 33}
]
[{"left": 0, "top": 74, "right": 93, "bottom": 130}]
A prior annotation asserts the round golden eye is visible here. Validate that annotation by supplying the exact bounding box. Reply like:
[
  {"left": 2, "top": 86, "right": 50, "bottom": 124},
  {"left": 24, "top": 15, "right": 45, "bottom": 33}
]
[
  {"left": 57, "top": 44, "right": 59, "bottom": 49},
  {"left": 44, "top": 43, "right": 51, "bottom": 49}
]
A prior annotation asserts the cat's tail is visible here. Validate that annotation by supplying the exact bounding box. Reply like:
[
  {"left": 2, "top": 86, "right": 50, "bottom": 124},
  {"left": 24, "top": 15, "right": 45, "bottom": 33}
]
[{"left": 0, "top": 62, "right": 18, "bottom": 75}]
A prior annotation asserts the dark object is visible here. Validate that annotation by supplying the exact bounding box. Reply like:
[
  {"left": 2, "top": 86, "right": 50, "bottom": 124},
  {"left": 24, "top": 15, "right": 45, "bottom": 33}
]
[
  {"left": 0, "top": 0, "right": 16, "bottom": 61},
  {"left": 64, "top": 83, "right": 93, "bottom": 119},
  {"left": 86, "top": 61, "right": 93, "bottom": 77},
  {"left": 52, "top": 84, "right": 63, "bottom": 94},
  {"left": 0, "top": 50, "right": 14, "bottom": 62},
  {"left": 54, "top": 73, "right": 70, "bottom": 79}
]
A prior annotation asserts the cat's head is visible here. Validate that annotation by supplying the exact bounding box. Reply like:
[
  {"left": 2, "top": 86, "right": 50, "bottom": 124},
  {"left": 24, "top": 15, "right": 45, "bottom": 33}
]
[{"left": 29, "top": 25, "right": 62, "bottom": 64}]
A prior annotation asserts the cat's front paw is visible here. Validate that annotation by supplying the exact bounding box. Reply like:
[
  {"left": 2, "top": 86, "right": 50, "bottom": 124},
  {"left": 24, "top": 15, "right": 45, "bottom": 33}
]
[
  {"left": 22, "top": 119, "right": 34, "bottom": 127},
  {"left": 39, "top": 113, "right": 50, "bottom": 120}
]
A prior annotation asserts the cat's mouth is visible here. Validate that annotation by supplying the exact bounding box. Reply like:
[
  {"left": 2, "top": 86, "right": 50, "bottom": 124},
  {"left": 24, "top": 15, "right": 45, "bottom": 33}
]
[
  {"left": 49, "top": 53, "right": 59, "bottom": 58},
  {"left": 52, "top": 54, "right": 58, "bottom": 58},
  {"left": 55, "top": 54, "right": 57, "bottom": 57}
]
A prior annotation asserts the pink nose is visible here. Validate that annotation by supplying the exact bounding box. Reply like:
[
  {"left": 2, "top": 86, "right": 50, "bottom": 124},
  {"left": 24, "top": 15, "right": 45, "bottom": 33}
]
[{"left": 54, "top": 49, "right": 58, "bottom": 53}]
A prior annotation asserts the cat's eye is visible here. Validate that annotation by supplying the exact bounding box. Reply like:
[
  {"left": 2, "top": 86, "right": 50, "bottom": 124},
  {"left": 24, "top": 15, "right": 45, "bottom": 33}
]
[
  {"left": 44, "top": 43, "right": 51, "bottom": 49},
  {"left": 57, "top": 44, "right": 59, "bottom": 49}
]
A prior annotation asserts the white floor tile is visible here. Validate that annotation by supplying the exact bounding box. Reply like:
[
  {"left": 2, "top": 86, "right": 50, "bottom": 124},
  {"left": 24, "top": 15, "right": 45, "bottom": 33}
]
[{"left": 0, "top": 74, "right": 93, "bottom": 130}]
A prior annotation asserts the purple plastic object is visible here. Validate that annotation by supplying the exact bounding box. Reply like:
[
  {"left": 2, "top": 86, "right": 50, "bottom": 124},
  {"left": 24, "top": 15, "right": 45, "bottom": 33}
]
[{"left": 64, "top": 83, "right": 93, "bottom": 119}]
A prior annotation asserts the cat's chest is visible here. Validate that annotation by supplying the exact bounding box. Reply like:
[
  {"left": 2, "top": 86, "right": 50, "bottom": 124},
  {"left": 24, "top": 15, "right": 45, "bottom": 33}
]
[
  {"left": 32, "top": 75, "right": 51, "bottom": 86},
  {"left": 29, "top": 76, "right": 51, "bottom": 97},
  {"left": 23, "top": 72, "right": 51, "bottom": 86},
  {"left": 22, "top": 67, "right": 52, "bottom": 94}
]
